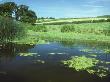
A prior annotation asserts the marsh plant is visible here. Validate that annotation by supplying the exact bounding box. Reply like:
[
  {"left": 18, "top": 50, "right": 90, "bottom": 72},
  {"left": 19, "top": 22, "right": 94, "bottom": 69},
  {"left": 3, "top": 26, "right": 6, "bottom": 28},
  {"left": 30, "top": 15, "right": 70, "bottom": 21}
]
[
  {"left": 26, "top": 24, "right": 47, "bottom": 32},
  {"left": 61, "top": 25, "right": 75, "bottom": 32},
  {"left": 0, "top": 16, "right": 26, "bottom": 43},
  {"left": 62, "top": 56, "right": 110, "bottom": 77}
]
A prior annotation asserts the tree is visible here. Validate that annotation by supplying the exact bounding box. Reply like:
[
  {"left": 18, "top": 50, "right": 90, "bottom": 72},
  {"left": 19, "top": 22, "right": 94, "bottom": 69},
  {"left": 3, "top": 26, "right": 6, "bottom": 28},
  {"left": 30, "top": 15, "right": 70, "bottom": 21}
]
[
  {"left": 15, "top": 5, "right": 29, "bottom": 20},
  {"left": 15, "top": 4, "right": 37, "bottom": 24},
  {"left": 0, "top": 2, "right": 17, "bottom": 18},
  {"left": 0, "top": 2, "right": 37, "bottom": 24},
  {"left": 0, "top": 16, "right": 25, "bottom": 43}
]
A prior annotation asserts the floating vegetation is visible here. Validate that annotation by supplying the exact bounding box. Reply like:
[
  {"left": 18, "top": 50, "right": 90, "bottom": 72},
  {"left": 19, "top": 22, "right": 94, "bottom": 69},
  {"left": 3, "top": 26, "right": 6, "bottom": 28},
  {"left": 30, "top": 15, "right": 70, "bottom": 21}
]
[
  {"left": 48, "top": 52, "right": 67, "bottom": 56},
  {"left": 19, "top": 53, "right": 38, "bottom": 56},
  {"left": 48, "top": 53, "right": 56, "bottom": 55},
  {"left": 105, "top": 62, "right": 110, "bottom": 64},
  {"left": 88, "top": 54, "right": 97, "bottom": 57},
  {"left": 62, "top": 56, "right": 110, "bottom": 77},
  {"left": 32, "top": 60, "right": 45, "bottom": 64},
  {"left": 80, "top": 49, "right": 93, "bottom": 53},
  {"left": 79, "top": 48, "right": 104, "bottom": 54},
  {"left": 63, "top": 56, "right": 99, "bottom": 70},
  {"left": 57, "top": 53, "right": 66, "bottom": 55},
  {"left": 104, "top": 49, "right": 110, "bottom": 53}
]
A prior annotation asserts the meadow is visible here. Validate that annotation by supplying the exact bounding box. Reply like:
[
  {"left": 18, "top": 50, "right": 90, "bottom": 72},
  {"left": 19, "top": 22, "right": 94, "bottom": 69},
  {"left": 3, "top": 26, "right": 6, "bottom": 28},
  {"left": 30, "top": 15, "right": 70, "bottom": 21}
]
[
  {"left": 36, "top": 17, "right": 110, "bottom": 25},
  {"left": 1, "top": 17, "right": 107, "bottom": 45},
  {"left": 33, "top": 21, "right": 110, "bottom": 44}
]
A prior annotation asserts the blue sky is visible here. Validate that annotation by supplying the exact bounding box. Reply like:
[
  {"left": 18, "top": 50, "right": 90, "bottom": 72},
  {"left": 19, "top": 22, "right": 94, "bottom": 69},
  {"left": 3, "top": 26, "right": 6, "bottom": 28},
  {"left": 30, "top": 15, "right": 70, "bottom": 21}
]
[{"left": 0, "top": 0, "right": 110, "bottom": 18}]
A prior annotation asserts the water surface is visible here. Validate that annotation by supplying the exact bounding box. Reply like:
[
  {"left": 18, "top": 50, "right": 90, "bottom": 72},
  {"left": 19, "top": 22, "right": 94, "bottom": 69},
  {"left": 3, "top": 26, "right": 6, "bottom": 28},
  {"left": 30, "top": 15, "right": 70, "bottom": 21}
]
[{"left": 0, "top": 41, "right": 110, "bottom": 82}]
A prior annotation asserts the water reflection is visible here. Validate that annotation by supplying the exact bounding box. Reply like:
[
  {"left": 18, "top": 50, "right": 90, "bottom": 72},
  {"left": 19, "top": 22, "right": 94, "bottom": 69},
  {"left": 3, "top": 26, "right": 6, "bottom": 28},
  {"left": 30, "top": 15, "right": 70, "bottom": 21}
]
[
  {"left": 0, "top": 43, "right": 35, "bottom": 63},
  {"left": 0, "top": 39, "right": 110, "bottom": 82}
]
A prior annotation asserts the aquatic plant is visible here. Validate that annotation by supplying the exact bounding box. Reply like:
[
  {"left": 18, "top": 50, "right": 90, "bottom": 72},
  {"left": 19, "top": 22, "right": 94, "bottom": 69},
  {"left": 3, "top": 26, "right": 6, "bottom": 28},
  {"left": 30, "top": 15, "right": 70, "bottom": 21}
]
[
  {"left": 63, "top": 56, "right": 99, "bottom": 70},
  {"left": 104, "top": 49, "right": 110, "bottom": 53},
  {"left": 79, "top": 49, "right": 93, "bottom": 53},
  {"left": 19, "top": 53, "right": 37, "bottom": 56},
  {"left": 62, "top": 56, "right": 110, "bottom": 77},
  {"left": 32, "top": 60, "right": 45, "bottom": 64}
]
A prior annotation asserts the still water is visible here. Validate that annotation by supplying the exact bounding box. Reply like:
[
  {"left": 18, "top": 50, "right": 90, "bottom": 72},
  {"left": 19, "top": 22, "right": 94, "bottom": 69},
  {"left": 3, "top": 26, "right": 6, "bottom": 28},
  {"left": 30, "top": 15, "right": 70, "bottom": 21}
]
[{"left": 0, "top": 40, "right": 110, "bottom": 82}]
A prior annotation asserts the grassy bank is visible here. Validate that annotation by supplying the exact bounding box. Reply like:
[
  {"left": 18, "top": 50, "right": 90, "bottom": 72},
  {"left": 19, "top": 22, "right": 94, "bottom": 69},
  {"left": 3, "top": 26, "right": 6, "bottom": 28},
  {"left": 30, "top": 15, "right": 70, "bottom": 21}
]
[
  {"left": 35, "top": 22, "right": 110, "bottom": 43},
  {"left": 0, "top": 16, "right": 26, "bottom": 44},
  {"left": 37, "top": 32, "right": 110, "bottom": 43},
  {"left": 1, "top": 17, "right": 110, "bottom": 45}
]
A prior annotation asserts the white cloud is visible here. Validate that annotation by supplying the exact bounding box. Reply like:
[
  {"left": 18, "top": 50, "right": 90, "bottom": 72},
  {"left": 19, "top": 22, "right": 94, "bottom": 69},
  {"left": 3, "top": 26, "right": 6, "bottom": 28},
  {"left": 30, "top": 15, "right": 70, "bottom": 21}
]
[
  {"left": 83, "top": 4, "right": 104, "bottom": 8},
  {"left": 86, "top": 0, "right": 110, "bottom": 4}
]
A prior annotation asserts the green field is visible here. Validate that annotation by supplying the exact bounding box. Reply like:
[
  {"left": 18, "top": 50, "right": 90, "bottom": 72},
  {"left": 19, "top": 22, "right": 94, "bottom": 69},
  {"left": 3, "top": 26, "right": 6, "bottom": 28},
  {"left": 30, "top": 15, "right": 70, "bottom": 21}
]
[
  {"left": 36, "top": 17, "right": 110, "bottom": 25},
  {"left": 33, "top": 22, "right": 110, "bottom": 44},
  {"left": 1, "top": 17, "right": 110, "bottom": 45}
]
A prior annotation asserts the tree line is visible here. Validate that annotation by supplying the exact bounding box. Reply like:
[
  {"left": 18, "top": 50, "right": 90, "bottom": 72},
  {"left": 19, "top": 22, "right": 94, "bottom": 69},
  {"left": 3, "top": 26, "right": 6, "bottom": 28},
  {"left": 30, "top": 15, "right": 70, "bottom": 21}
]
[{"left": 0, "top": 2, "right": 37, "bottom": 24}]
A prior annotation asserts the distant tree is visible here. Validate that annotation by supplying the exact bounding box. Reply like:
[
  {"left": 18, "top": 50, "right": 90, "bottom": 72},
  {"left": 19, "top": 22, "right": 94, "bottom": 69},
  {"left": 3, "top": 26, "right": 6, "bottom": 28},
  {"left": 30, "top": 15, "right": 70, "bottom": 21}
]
[
  {"left": 41, "top": 17, "right": 44, "bottom": 19},
  {"left": 49, "top": 17, "right": 55, "bottom": 19},
  {"left": 97, "top": 15, "right": 110, "bottom": 18}
]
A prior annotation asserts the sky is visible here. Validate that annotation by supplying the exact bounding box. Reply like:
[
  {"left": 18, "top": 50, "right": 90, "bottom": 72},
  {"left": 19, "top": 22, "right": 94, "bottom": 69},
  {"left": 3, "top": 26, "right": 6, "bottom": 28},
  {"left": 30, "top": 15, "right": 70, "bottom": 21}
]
[{"left": 0, "top": 0, "right": 110, "bottom": 18}]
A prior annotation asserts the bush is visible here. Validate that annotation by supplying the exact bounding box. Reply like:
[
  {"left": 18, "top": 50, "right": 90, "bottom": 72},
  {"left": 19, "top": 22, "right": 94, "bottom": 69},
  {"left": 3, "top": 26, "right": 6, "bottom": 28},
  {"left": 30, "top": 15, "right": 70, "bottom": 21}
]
[
  {"left": 35, "top": 25, "right": 47, "bottom": 32},
  {"left": 107, "top": 18, "right": 110, "bottom": 22},
  {"left": 61, "top": 25, "right": 75, "bottom": 32},
  {"left": 28, "top": 25, "right": 47, "bottom": 32},
  {"left": 0, "top": 16, "right": 26, "bottom": 43}
]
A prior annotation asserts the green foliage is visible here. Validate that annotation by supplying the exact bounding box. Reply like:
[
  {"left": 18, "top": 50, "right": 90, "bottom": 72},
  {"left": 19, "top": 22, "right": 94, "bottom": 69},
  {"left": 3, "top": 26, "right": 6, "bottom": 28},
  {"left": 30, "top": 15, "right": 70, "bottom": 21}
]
[
  {"left": 36, "top": 22, "right": 110, "bottom": 43},
  {"left": 97, "top": 15, "right": 110, "bottom": 18},
  {"left": 62, "top": 56, "right": 110, "bottom": 77},
  {"left": 28, "top": 25, "right": 47, "bottom": 32},
  {"left": 61, "top": 25, "right": 75, "bottom": 32},
  {"left": 0, "top": 16, "right": 26, "bottom": 43},
  {"left": 40, "top": 17, "right": 110, "bottom": 25},
  {"left": 0, "top": 2, "right": 17, "bottom": 17},
  {"left": 107, "top": 18, "right": 110, "bottom": 22},
  {"left": 63, "top": 56, "right": 98, "bottom": 70},
  {"left": 0, "top": 2, "right": 37, "bottom": 24},
  {"left": 19, "top": 53, "right": 37, "bottom": 56},
  {"left": 104, "top": 49, "right": 110, "bottom": 53},
  {"left": 17, "top": 5, "right": 37, "bottom": 24},
  {"left": 45, "top": 22, "right": 110, "bottom": 35}
]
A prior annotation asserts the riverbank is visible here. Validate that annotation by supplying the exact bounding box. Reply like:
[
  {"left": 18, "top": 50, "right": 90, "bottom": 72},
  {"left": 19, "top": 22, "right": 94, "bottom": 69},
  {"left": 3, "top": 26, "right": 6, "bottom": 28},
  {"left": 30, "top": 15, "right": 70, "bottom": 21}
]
[
  {"left": 37, "top": 32, "right": 110, "bottom": 43},
  {"left": 11, "top": 22, "right": 110, "bottom": 45}
]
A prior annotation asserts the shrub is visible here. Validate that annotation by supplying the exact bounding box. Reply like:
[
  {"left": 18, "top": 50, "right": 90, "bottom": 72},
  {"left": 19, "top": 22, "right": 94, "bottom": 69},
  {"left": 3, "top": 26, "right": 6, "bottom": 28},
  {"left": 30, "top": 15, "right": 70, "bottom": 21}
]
[
  {"left": 61, "top": 25, "right": 75, "bottom": 32},
  {"left": 28, "top": 25, "right": 47, "bottom": 32},
  {"left": 107, "top": 18, "right": 110, "bottom": 22},
  {"left": 0, "top": 16, "right": 26, "bottom": 43}
]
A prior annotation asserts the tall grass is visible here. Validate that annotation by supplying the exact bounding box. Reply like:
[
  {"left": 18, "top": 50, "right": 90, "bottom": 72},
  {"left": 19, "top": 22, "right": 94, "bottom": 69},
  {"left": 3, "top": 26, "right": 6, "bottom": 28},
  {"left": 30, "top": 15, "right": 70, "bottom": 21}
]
[
  {"left": 0, "top": 16, "right": 26, "bottom": 43},
  {"left": 36, "top": 22, "right": 110, "bottom": 43},
  {"left": 60, "top": 22, "right": 110, "bottom": 35},
  {"left": 61, "top": 25, "right": 75, "bottom": 32},
  {"left": 21, "top": 23, "right": 47, "bottom": 32}
]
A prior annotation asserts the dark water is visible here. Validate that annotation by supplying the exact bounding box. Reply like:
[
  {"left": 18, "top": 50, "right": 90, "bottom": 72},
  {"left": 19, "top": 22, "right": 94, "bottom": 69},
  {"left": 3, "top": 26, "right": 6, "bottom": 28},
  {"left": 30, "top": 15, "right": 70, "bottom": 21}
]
[{"left": 0, "top": 41, "right": 110, "bottom": 82}]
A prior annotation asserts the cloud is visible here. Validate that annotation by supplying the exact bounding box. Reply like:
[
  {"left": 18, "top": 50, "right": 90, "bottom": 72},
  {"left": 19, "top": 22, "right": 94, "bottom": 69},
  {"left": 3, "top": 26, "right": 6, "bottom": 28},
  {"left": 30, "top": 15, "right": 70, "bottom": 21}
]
[
  {"left": 86, "top": 0, "right": 110, "bottom": 4},
  {"left": 83, "top": 4, "right": 104, "bottom": 8}
]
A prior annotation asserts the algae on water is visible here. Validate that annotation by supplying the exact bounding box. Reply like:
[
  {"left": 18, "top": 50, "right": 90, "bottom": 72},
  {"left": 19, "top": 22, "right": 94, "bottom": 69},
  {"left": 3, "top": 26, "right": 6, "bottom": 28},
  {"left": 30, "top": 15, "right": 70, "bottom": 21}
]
[{"left": 62, "top": 56, "right": 110, "bottom": 77}]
